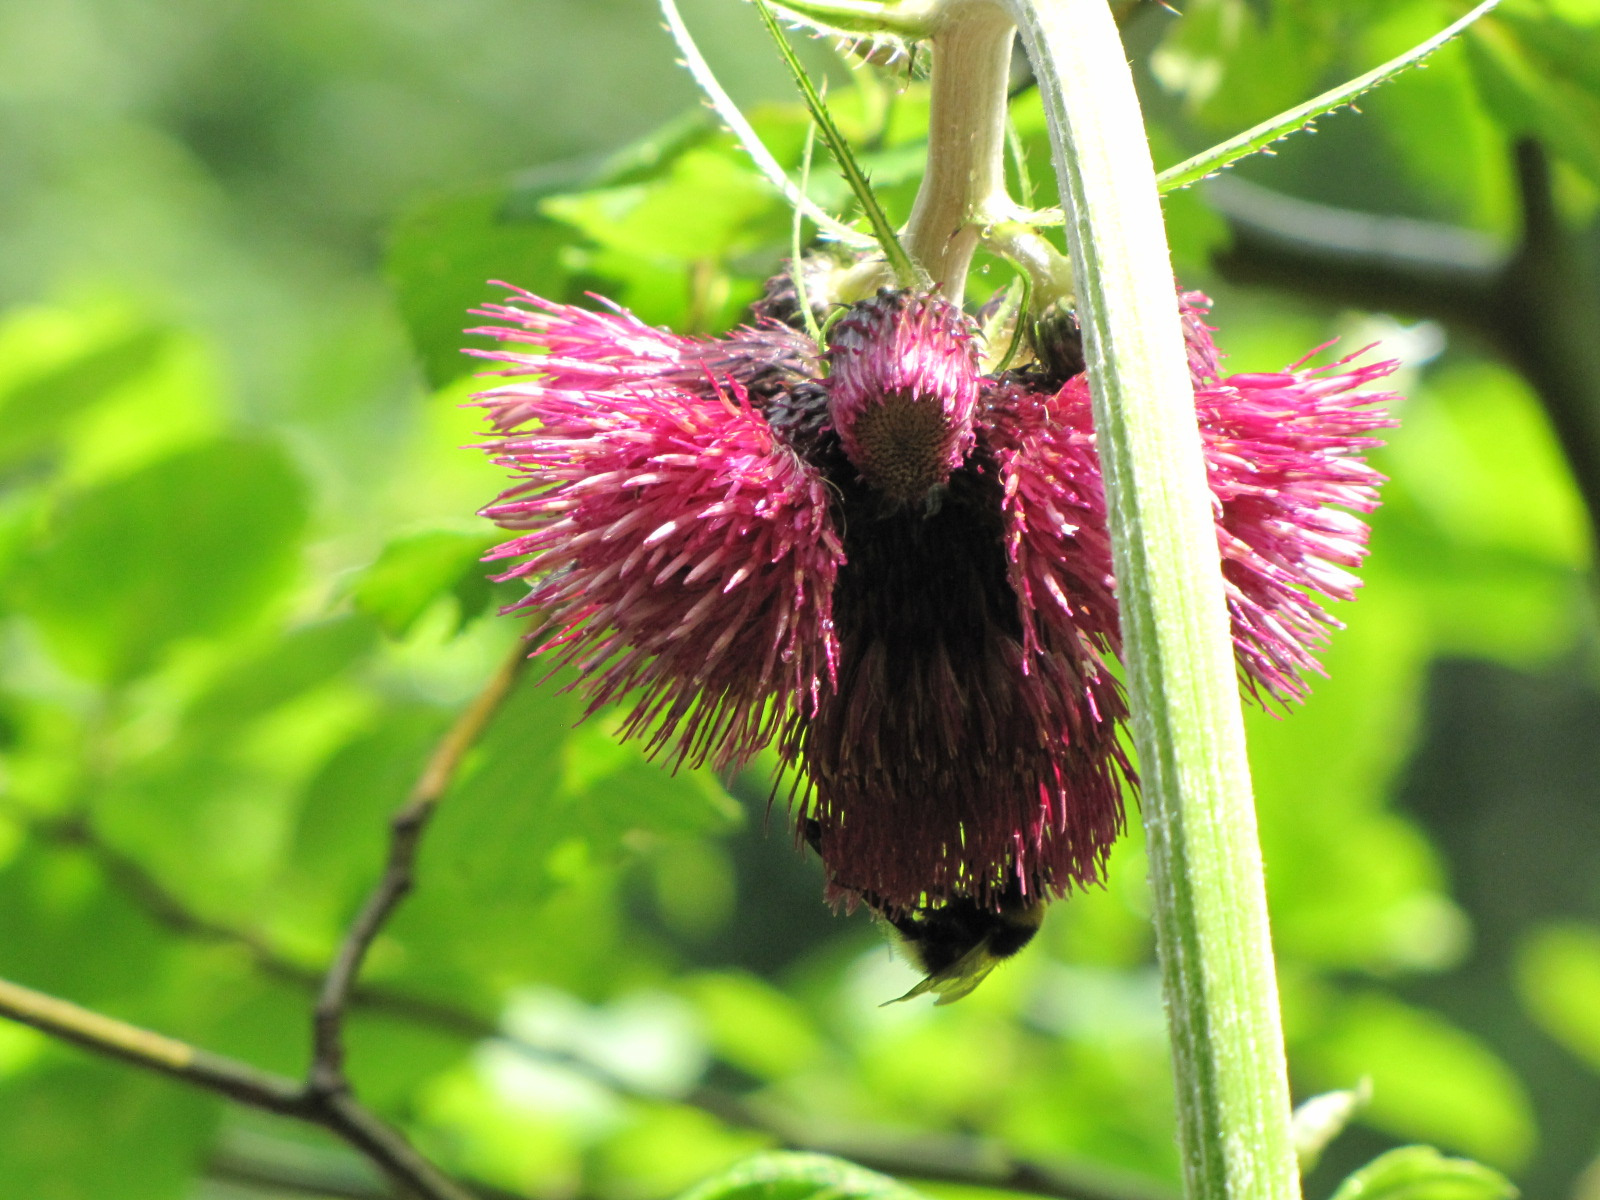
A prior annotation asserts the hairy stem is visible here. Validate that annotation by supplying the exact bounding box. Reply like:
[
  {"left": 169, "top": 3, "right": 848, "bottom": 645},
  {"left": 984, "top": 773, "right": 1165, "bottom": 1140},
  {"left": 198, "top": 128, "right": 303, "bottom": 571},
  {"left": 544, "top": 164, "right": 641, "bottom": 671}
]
[
  {"left": 903, "top": 1, "right": 1017, "bottom": 303},
  {"left": 999, "top": 1, "right": 1299, "bottom": 1198}
]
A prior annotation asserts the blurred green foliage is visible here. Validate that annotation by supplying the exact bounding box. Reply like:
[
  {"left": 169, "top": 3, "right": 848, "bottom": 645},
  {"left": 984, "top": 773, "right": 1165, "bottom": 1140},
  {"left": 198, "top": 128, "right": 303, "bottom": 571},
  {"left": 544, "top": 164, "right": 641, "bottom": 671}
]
[{"left": 1, "top": 1, "right": 1599, "bottom": 1199}]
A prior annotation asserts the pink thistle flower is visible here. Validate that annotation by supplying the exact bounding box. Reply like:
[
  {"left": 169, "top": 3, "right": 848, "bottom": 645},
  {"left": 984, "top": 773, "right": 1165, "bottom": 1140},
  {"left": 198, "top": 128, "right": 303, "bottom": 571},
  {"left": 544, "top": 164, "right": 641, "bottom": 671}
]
[
  {"left": 469, "top": 283, "right": 1397, "bottom": 934},
  {"left": 1006, "top": 293, "right": 1396, "bottom": 706},
  {"left": 471, "top": 288, "right": 842, "bottom": 768}
]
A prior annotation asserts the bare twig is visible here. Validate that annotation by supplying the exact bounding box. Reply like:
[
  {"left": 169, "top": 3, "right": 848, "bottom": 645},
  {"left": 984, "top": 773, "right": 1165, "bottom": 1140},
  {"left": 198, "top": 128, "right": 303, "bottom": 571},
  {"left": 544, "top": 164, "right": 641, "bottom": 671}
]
[
  {"left": 20, "top": 805, "right": 505, "bottom": 1044},
  {"left": 0, "top": 634, "right": 536, "bottom": 1200},
  {"left": 0, "top": 974, "right": 306, "bottom": 1113},
  {"left": 0, "top": 974, "right": 472, "bottom": 1200},
  {"left": 1210, "top": 140, "right": 1600, "bottom": 544},
  {"left": 310, "top": 635, "right": 533, "bottom": 1095}
]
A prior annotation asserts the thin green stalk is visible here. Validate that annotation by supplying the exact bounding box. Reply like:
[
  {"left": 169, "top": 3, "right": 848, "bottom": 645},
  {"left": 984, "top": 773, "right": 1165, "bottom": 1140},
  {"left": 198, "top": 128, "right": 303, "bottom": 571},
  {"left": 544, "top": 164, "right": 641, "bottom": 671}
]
[
  {"left": 1003, "top": 0, "right": 1502, "bottom": 229},
  {"left": 1156, "top": 0, "right": 1500, "bottom": 192},
  {"left": 998, "top": 1, "right": 1299, "bottom": 1198},
  {"left": 792, "top": 121, "right": 825, "bottom": 343},
  {"left": 753, "top": 0, "right": 927, "bottom": 288}
]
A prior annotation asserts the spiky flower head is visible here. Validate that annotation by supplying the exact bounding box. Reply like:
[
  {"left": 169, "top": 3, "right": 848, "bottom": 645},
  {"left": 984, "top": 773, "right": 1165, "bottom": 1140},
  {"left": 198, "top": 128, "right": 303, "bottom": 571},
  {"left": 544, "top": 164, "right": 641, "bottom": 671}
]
[
  {"left": 471, "top": 288, "right": 839, "bottom": 768},
  {"left": 826, "top": 290, "right": 981, "bottom": 505},
  {"left": 469, "top": 283, "right": 1397, "bottom": 929}
]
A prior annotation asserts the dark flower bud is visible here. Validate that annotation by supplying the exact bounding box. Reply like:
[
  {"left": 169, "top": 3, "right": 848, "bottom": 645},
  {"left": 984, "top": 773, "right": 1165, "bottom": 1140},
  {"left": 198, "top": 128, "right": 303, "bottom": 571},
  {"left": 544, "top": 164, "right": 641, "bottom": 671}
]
[{"left": 1028, "top": 299, "right": 1086, "bottom": 385}]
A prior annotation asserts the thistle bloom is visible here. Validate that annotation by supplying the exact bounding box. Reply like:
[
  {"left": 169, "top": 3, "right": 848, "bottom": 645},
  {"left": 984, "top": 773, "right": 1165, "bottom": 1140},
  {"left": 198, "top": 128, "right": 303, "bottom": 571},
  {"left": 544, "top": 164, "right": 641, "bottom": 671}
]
[{"left": 470, "top": 285, "right": 1396, "bottom": 919}]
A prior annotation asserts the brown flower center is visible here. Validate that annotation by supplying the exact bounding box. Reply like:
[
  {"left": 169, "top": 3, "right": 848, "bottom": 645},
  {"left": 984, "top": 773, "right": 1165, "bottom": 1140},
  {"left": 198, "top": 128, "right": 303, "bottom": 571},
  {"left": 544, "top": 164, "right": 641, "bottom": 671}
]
[{"left": 847, "top": 390, "right": 955, "bottom": 503}]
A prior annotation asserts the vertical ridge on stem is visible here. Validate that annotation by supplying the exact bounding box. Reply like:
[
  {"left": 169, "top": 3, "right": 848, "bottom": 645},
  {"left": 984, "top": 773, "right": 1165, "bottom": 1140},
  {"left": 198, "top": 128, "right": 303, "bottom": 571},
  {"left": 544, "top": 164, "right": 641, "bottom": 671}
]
[{"left": 998, "top": 1, "right": 1300, "bottom": 1197}]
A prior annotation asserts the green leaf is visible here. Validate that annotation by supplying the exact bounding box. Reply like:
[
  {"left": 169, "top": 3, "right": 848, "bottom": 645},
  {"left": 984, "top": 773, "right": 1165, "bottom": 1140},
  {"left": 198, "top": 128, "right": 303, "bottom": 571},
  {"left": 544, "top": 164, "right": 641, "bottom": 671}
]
[
  {"left": 389, "top": 115, "right": 719, "bottom": 387},
  {"left": 0, "top": 324, "right": 166, "bottom": 474},
  {"left": 537, "top": 142, "right": 788, "bottom": 329},
  {"left": 596, "top": 1107, "right": 770, "bottom": 1199},
  {"left": 350, "top": 528, "right": 500, "bottom": 639},
  {"left": 0, "top": 1062, "right": 217, "bottom": 1200},
  {"left": 9, "top": 438, "right": 310, "bottom": 681},
  {"left": 388, "top": 185, "right": 580, "bottom": 390},
  {"left": 181, "top": 614, "right": 378, "bottom": 738},
  {"left": 685, "top": 972, "right": 824, "bottom": 1080},
  {"left": 676, "top": 1151, "right": 928, "bottom": 1200},
  {"left": 1297, "top": 991, "right": 1536, "bottom": 1168},
  {"left": 288, "top": 702, "right": 452, "bottom": 927},
  {"left": 1328, "top": 1146, "right": 1518, "bottom": 1200},
  {"left": 1293, "top": 1082, "right": 1371, "bottom": 1173},
  {"left": 658, "top": 0, "right": 872, "bottom": 249},
  {"left": 1513, "top": 921, "right": 1600, "bottom": 1072}
]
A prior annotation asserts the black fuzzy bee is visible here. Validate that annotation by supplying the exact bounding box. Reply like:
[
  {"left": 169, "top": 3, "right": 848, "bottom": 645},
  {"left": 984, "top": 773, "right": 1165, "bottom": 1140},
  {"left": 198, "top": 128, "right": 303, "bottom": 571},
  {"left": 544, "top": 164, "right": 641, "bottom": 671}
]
[{"left": 803, "top": 818, "right": 1044, "bottom": 1003}]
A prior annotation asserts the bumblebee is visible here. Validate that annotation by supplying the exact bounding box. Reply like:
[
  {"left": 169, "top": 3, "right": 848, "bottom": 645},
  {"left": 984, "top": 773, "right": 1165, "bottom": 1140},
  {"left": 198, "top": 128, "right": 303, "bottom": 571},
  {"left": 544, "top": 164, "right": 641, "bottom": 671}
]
[
  {"left": 803, "top": 819, "right": 1045, "bottom": 1004},
  {"left": 884, "top": 891, "right": 1046, "bottom": 1005}
]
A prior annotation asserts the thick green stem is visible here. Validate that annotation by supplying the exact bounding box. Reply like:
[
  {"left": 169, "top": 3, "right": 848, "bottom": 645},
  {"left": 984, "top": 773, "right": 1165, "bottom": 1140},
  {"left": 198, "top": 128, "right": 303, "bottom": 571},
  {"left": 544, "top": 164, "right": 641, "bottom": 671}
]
[
  {"left": 995, "top": 1, "right": 1300, "bottom": 1198},
  {"left": 902, "top": 2, "right": 1015, "bottom": 303}
]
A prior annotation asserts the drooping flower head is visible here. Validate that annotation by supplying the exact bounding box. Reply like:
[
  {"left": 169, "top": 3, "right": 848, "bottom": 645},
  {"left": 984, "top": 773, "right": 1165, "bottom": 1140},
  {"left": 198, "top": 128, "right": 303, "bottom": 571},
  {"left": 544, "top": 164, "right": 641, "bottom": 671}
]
[
  {"left": 826, "top": 290, "right": 981, "bottom": 505},
  {"left": 469, "top": 281, "right": 1397, "bottom": 954}
]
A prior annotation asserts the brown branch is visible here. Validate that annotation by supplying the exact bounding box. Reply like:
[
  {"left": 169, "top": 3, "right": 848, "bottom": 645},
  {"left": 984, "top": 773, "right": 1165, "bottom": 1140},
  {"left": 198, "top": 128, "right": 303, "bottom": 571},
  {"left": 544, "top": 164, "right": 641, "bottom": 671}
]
[
  {"left": 0, "top": 974, "right": 305, "bottom": 1113},
  {"left": 0, "top": 633, "right": 537, "bottom": 1200},
  {"left": 310, "top": 634, "right": 532, "bottom": 1094},
  {"left": 1208, "top": 141, "right": 1600, "bottom": 544},
  {"left": 19, "top": 805, "right": 506, "bottom": 1045},
  {"left": 0, "top": 974, "right": 471, "bottom": 1200},
  {"left": 1493, "top": 140, "right": 1600, "bottom": 536},
  {"left": 13, "top": 646, "right": 1173, "bottom": 1200},
  {"left": 1207, "top": 174, "right": 1502, "bottom": 324}
]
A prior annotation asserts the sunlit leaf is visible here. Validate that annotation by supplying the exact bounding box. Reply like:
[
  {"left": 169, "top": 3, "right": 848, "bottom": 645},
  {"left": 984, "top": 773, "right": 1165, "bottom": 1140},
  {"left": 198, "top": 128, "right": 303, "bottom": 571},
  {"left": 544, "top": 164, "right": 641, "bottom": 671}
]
[
  {"left": 1513, "top": 922, "right": 1600, "bottom": 1073},
  {"left": 1328, "top": 1145, "right": 1517, "bottom": 1200},
  {"left": 1464, "top": 14, "right": 1600, "bottom": 186},
  {"left": 351, "top": 528, "right": 499, "bottom": 639},
  {"left": 8, "top": 438, "right": 310, "bottom": 681},
  {"left": 0, "top": 325, "right": 166, "bottom": 474},
  {"left": 676, "top": 1151, "right": 927, "bottom": 1200},
  {"left": 1297, "top": 991, "right": 1536, "bottom": 1168}
]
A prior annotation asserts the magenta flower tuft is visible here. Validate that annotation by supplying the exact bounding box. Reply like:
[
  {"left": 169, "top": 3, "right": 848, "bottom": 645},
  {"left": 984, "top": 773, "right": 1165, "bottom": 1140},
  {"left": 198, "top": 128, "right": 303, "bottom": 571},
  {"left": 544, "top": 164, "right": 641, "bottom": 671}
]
[
  {"left": 826, "top": 290, "right": 981, "bottom": 505},
  {"left": 1007, "top": 294, "right": 1396, "bottom": 706},
  {"left": 471, "top": 288, "right": 842, "bottom": 768},
  {"left": 470, "top": 283, "right": 1397, "bottom": 925}
]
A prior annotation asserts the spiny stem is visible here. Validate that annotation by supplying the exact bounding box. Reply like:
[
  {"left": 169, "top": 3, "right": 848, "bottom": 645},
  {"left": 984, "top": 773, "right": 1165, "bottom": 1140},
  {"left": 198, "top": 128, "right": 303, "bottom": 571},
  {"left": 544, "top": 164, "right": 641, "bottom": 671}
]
[
  {"left": 766, "top": 0, "right": 939, "bottom": 38},
  {"left": 1156, "top": 0, "right": 1501, "bottom": 193},
  {"left": 753, "top": 0, "right": 926, "bottom": 288}
]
